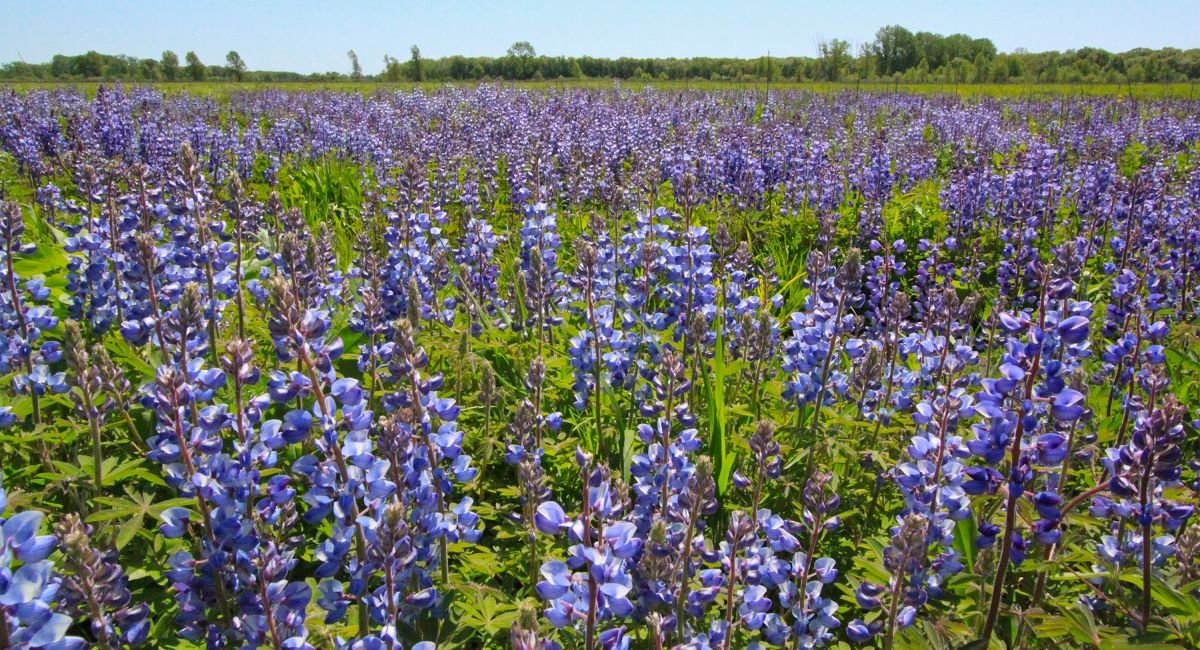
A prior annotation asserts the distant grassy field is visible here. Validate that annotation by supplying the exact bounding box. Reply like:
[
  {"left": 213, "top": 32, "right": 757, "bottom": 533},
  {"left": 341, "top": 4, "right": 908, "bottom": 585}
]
[{"left": 4, "top": 79, "right": 1199, "bottom": 99}]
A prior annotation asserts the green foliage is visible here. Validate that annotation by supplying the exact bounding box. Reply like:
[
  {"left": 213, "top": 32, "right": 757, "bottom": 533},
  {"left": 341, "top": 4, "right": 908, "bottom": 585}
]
[
  {"left": 6, "top": 26, "right": 1200, "bottom": 85},
  {"left": 276, "top": 158, "right": 369, "bottom": 264},
  {"left": 704, "top": 318, "right": 733, "bottom": 497},
  {"left": 185, "top": 51, "right": 205, "bottom": 82}
]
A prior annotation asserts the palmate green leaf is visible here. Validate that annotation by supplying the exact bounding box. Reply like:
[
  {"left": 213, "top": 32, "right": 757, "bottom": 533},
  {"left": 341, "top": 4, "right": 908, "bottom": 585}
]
[
  {"left": 1035, "top": 577, "right": 1195, "bottom": 648},
  {"left": 1147, "top": 577, "right": 1200, "bottom": 617},
  {"left": 48, "top": 459, "right": 87, "bottom": 481},
  {"left": 724, "top": 401, "right": 755, "bottom": 420},
  {"left": 150, "top": 608, "right": 194, "bottom": 649},
  {"left": 12, "top": 222, "right": 70, "bottom": 286},
  {"left": 822, "top": 409, "right": 861, "bottom": 429},
  {"left": 456, "top": 546, "right": 507, "bottom": 581},
  {"left": 1163, "top": 345, "right": 1200, "bottom": 403},
  {"left": 114, "top": 512, "right": 143, "bottom": 549},
  {"left": 88, "top": 492, "right": 192, "bottom": 525},
  {"left": 0, "top": 384, "right": 34, "bottom": 416},
  {"left": 899, "top": 618, "right": 978, "bottom": 649},
  {"left": 471, "top": 337, "right": 527, "bottom": 394},
  {"left": 1059, "top": 600, "right": 1103, "bottom": 646},
  {"left": 103, "top": 335, "right": 158, "bottom": 379},
  {"left": 1034, "top": 613, "right": 1075, "bottom": 641},
  {"left": 89, "top": 496, "right": 142, "bottom": 517},
  {"left": 453, "top": 590, "right": 520, "bottom": 637},
  {"left": 91, "top": 504, "right": 151, "bottom": 548},
  {"left": 103, "top": 457, "right": 166, "bottom": 488},
  {"left": 823, "top": 436, "right": 861, "bottom": 475},
  {"left": 74, "top": 455, "right": 158, "bottom": 488},
  {"left": 849, "top": 537, "right": 891, "bottom": 585}
]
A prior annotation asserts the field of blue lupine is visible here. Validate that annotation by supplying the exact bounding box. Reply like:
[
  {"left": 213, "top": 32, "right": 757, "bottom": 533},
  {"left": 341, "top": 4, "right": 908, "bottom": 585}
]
[{"left": 0, "top": 86, "right": 1198, "bottom": 649}]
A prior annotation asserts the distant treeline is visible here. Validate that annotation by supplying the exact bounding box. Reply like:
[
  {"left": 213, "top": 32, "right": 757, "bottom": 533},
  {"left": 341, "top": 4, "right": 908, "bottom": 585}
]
[{"left": 4, "top": 26, "right": 1200, "bottom": 84}]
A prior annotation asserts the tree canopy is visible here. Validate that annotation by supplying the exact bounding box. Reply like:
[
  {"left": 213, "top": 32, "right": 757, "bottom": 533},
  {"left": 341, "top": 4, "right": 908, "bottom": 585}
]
[{"left": 4, "top": 29, "right": 1199, "bottom": 83}]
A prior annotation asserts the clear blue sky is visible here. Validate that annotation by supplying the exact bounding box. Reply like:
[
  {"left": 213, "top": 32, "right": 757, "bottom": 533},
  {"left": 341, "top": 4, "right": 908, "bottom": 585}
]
[{"left": 2, "top": 1, "right": 1197, "bottom": 74}]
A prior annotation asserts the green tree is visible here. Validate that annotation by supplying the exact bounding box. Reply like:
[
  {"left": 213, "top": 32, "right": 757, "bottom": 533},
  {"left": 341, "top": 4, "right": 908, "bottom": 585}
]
[
  {"left": 50, "top": 55, "right": 71, "bottom": 78},
  {"left": 856, "top": 42, "right": 874, "bottom": 80},
  {"left": 225, "top": 50, "right": 246, "bottom": 81},
  {"left": 383, "top": 54, "right": 402, "bottom": 82},
  {"left": 507, "top": 41, "right": 536, "bottom": 79},
  {"left": 762, "top": 54, "right": 776, "bottom": 82},
  {"left": 347, "top": 50, "right": 362, "bottom": 81},
  {"left": 185, "top": 51, "right": 205, "bottom": 81},
  {"left": 78, "top": 50, "right": 104, "bottom": 78},
  {"left": 817, "top": 39, "right": 851, "bottom": 81},
  {"left": 988, "top": 57, "right": 1009, "bottom": 82},
  {"left": 912, "top": 56, "right": 930, "bottom": 82},
  {"left": 948, "top": 57, "right": 971, "bottom": 83},
  {"left": 1126, "top": 62, "right": 1146, "bottom": 83},
  {"left": 102, "top": 57, "right": 132, "bottom": 79},
  {"left": 972, "top": 52, "right": 989, "bottom": 82},
  {"left": 409, "top": 45, "right": 424, "bottom": 82},
  {"left": 447, "top": 55, "right": 471, "bottom": 79},
  {"left": 873, "top": 25, "right": 917, "bottom": 76},
  {"left": 161, "top": 50, "right": 179, "bottom": 81},
  {"left": 139, "top": 58, "right": 161, "bottom": 81}
]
